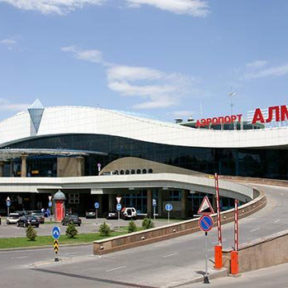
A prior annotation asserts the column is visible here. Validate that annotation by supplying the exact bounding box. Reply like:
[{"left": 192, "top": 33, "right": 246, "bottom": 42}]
[
  {"left": 181, "top": 190, "right": 188, "bottom": 219},
  {"left": 157, "top": 190, "right": 162, "bottom": 217},
  {"left": 212, "top": 195, "right": 217, "bottom": 212},
  {"left": 109, "top": 194, "right": 115, "bottom": 211},
  {"left": 21, "top": 154, "right": 27, "bottom": 177},
  {"left": 0, "top": 161, "right": 4, "bottom": 177},
  {"left": 98, "top": 195, "right": 103, "bottom": 216},
  {"left": 147, "top": 189, "right": 152, "bottom": 218}
]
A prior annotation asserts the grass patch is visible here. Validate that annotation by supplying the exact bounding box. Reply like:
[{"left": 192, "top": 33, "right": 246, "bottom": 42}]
[{"left": 0, "top": 231, "right": 127, "bottom": 249}]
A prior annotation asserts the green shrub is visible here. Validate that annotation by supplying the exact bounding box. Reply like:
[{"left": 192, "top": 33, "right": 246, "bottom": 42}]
[
  {"left": 142, "top": 218, "right": 154, "bottom": 229},
  {"left": 26, "top": 225, "right": 37, "bottom": 241},
  {"left": 99, "top": 222, "right": 111, "bottom": 236},
  {"left": 128, "top": 221, "right": 137, "bottom": 233},
  {"left": 66, "top": 223, "right": 78, "bottom": 238}
]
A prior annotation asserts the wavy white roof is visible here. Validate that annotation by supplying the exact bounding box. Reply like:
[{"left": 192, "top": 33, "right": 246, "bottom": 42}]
[{"left": 0, "top": 106, "right": 288, "bottom": 148}]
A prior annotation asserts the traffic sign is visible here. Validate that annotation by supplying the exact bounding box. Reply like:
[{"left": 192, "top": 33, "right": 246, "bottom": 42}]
[
  {"left": 52, "top": 226, "right": 61, "bottom": 240},
  {"left": 116, "top": 203, "right": 122, "bottom": 211},
  {"left": 48, "top": 201, "right": 52, "bottom": 208},
  {"left": 6, "top": 199, "right": 11, "bottom": 207},
  {"left": 54, "top": 239, "right": 59, "bottom": 253},
  {"left": 116, "top": 197, "right": 122, "bottom": 204},
  {"left": 152, "top": 199, "right": 157, "bottom": 207},
  {"left": 199, "top": 215, "right": 214, "bottom": 232},
  {"left": 197, "top": 196, "right": 215, "bottom": 215},
  {"left": 165, "top": 203, "right": 173, "bottom": 212},
  {"left": 94, "top": 202, "right": 99, "bottom": 209}
]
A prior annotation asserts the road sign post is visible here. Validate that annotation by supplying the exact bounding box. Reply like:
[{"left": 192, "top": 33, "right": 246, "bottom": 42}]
[
  {"left": 94, "top": 202, "right": 99, "bottom": 219},
  {"left": 199, "top": 214, "right": 214, "bottom": 284},
  {"left": 48, "top": 198, "right": 53, "bottom": 222},
  {"left": 231, "top": 199, "right": 239, "bottom": 275},
  {"left": 214, "top": 173, "right": 223, "bottom": 269},
  {"left": 116, "top": 203, "right": 122, "bottom": 231},
  {"left": 165, "top": 203, "right": 173, "bottom": 223},
  {"left": 6, "top": 197, "right": 11, "bottom": 217},
  {"left": 152, "top": 199, "right": 157, "bottom": 221},
  {"left": 52, "top": 226, "right": 61, "bottom": 262}
]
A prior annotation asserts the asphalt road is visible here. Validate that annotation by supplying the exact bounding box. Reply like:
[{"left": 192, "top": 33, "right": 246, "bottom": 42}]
[{"left": 0, "top": 183, "right": 287, "bottom": 288}]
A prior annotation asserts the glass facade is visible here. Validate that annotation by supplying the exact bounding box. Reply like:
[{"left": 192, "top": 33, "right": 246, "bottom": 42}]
[{"left": 4, "top": 133, "right": 288, "bottom": 179}]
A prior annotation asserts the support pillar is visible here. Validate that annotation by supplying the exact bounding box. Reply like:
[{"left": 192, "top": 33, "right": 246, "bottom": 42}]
[
  {"left": 0, "top": 161, "right": 4, "bottom": 177},
  {"left": 147, "top": 189, "right": 152, "bottom": 218},
  {"left": 158, "top": 190, "right": 162, "bottom": 217},
  {"left": 98, "top": 195, "right": 103, "bottom": 216},
  {"left": 21, "top": 154, "right": 27, "bottom": 177},
  {"left": 10, "top": 160, "right": 14, "bottom": 177},
  {"left": 181, "top": 190, "right": 188, "bottom": 219},
  {"left": 109, "top": 194, "right": 116, "bottom": 211},
  {"left": 212, "top": 195, "right": 217, "bottom": 212}
]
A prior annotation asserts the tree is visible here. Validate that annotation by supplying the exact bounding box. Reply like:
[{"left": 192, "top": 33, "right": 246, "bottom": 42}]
[
  {"left": 66, "top": 223, "right": 78, "bottom": 238},
  {"left": 99, "top": 222, "right": 111, "bottom": 236},
  {"left": 142, "top": 218, "right": 154, "bottom": 229},
  {"left": 26, "top": 225, "right": 37, "bottom": 241},
  {"left": 128, "top": 221, "right": 137, "bottom": 233}
]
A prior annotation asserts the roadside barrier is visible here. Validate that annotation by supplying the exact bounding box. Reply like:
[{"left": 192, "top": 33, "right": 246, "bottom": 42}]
[{"left": 93, "top": 189, "right": 266, "bottom": 255}]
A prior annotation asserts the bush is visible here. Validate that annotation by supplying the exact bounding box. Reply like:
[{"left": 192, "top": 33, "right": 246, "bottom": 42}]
[
  {"left": 99, "top": 222, "right": 111, "bottom": 236},
  {"left": 66, "top": 223, "right": 78, "bottom": 238},
  {"left": 128, "top": 221, "right": 137, "bottom": 233},
  {"left": 142, "top": 218, "right": 154, "bottom": 229},
  {"left": 26, "top": 225, "right": 37, "bottom": 241}
]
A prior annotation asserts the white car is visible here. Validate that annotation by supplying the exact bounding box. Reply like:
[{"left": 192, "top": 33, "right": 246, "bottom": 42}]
[
  {"left": 121, "top": 207, "right": 137, "bottom": 220},
  {"left": 6, "top": 213, "right": 20, "bottom": 224}
]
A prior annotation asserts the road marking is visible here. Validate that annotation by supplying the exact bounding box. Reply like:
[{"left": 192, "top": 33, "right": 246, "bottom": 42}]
[
  {"left": 274, "top": 219, "right": 280, "bottom": 223},
  {"left": 162, "top": 253, "right": 177, "bottom": 258},
  {"left": 250, "top": 228, "right": 260, "bottom": 232},
  {"left": 12, "top": 256, "right": 28, "bottom": 259},
  {"left": 106, "top": 266, "right": 126, "bottom": 272}
]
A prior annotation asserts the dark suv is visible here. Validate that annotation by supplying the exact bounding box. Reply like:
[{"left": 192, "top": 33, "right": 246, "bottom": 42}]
[
  {"left": 17, "top": 215, "right": 40, "bottom": 228},
  {"left": 62, "top": 214, "right": 82, "bottom": 226}
]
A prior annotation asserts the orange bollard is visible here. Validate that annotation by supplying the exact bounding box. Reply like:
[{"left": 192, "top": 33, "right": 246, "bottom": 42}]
[
  {"left": 230, "top": 251, "right": 239, "bottom": 275},
  {"left": 214, "top": 245, "right": 222, "bottom": 269}
]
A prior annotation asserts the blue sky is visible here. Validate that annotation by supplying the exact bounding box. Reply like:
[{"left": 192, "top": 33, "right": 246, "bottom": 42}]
[{"left": 0, "top": 0, "right": 288, "bottom": 122}]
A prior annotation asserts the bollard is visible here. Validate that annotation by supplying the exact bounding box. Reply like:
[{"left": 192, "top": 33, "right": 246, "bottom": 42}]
[
  {"left": 230, "top": 251, "right": 239, "bottom": 275},
  {"left": 214, "top": 245, "right": 222, "bottom": 269}
]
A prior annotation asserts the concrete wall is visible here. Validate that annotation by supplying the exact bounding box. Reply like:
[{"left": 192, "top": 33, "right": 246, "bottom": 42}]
[
  {"left": 93, "top": 189, "right": 266, "bottom": 255},
  {"left": 100, "top": 157, "right": 204, "bottom": 176},
  {"left": 57, "top": 157, "right": 85, "bottom": 177},
  {"left": 223, "top": 230, "right": 288, "bottom": 273}
]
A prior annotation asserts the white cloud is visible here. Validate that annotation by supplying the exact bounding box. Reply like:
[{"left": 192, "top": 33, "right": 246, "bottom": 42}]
[
  {"left": 62, "top": 46, "right": 196, "bottom": 109},
  {"left": 107, "top": 65, "right": 193, "bottom": 109},
  {"left": 0, "top": 0, "right": 104, "bottom": 15},
  {"left": 0, "top": 99, "right": 29, "bottom": 111},
  {"left": 244, "top": 62, "right": 288, "bottom": 79},
  {"left": 0, "top": 38, "right": 17, "bottom": 50},
  {"left": 246, "top": 60, "right": 267, "bottom": 69},
  {"left": 125, "top": 0, "right": 209, "bottom": 17},
  {"left": 172, "top": 110, "right": 193, "bottom": 118},
  {"left": 62, "top": 46, "right": 103, "bottom": 63}
]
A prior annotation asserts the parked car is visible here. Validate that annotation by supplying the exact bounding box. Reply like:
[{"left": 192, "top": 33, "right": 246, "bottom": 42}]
[
  {"left": 17, "top": 215, "right": 40, "bottom": 228},
  {"left": 121, "top": 207, "right": 137, "bottom": 220},
  {"left": 6, "top": 213, "right": 20, "bottom": 224},
  {"left": 62, "top": 214, "right": 82, "bottom": 226},
  {"left": 105, "top": 211, "right": 118, "bottom": 219},
  {"left": 29, "top": 212, "right": 45, "bottom": 224},
  {"left": 85, "top": 210, "right": 96, "bottom": 219}
]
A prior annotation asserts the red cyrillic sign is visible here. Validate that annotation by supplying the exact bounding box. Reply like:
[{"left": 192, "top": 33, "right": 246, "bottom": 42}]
[
  {"left": 196, "top": 114, "right": 242, "bottom": 127},
  {"left": 252, "top": 105, "right": 288, "bottom": 124}
]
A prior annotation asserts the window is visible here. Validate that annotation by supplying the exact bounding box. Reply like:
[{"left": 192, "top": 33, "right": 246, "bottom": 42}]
[
  {"left": 148, "top": 169, "right": 153, "bottom": 173},
  {"left": 68, "top": 193, "right": 80, "bottom": 204},
  {"left": 142, "top": 169, "right": 147, "bottom": 174}
]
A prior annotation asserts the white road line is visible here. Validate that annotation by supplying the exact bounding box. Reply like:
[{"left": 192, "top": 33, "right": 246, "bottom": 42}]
[
  {"left": 162, "top": 253, "right": 177, "bottom": 258},
  {"left": 12, "top": 256, "right": 28, "bottom": 259},
  {"left": 250, "top": 228, "right": 260, "bottom": 232},
  {"left": 274, "top": 219, "right": 280, "bottom": 223},
  {"left": 106, "top": 265, "right": 126, "bottom": 272}
]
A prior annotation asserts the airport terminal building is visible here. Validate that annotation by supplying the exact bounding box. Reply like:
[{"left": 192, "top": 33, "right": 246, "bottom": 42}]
[{"left": 0, "top": 101, "right": 287, "bottom": 216}]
